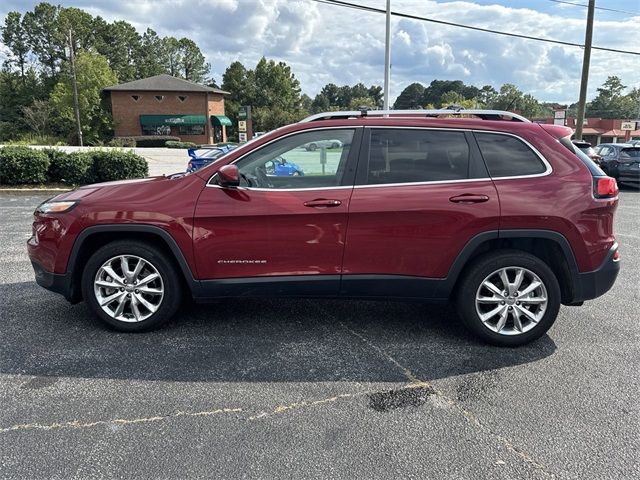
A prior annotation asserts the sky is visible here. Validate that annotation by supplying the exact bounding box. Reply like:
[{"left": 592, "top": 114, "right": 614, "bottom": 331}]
[{"left": 1, "top": 0, "right": 639, "bottom": 105}]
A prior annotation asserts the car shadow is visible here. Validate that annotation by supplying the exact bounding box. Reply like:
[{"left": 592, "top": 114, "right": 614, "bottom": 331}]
[{"left": 0, "top": 281, "right": 556, "bottom": 384}]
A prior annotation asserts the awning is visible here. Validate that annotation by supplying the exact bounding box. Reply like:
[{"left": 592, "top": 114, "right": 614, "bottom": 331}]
[
  {"left": 211, "top": 115, "right": 232, "bottom": 126},
  {"left": 140, "top": 114, "right": 206, "bottom": 126}
]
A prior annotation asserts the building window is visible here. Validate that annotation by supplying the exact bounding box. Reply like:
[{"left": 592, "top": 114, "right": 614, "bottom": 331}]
[
  {"left": 178, "top": 95, "right": 188, "bottom": 103},
  {"left": 178, "top": 125, "right": 205, "bottom": 135},
  {"left": 142, "top": 125, "right": 171, "bottom": 136},
  {"left": 131, "top": 95, "right": 141, "bottom": 102},
  {"left": 155, "top": 95, "right": 164, "bottom": 102}
]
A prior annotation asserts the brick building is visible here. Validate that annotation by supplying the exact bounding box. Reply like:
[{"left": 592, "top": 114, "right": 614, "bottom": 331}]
[
  {"left": 534, "top": 116, "right": 640, "bottom": 146},
  {"left": 104, "top": 74, "right": 231, "bottom": 144}
]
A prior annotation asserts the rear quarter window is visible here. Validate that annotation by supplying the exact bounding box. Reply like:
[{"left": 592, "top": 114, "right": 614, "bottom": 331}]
[{"left": 475, "top": 132, "right": 547, "bottom": 178}]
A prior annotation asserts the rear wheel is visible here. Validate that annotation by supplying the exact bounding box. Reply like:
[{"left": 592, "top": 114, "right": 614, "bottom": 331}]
[
  {"left": 81, "top": 240, "right": 183, "bottom": 332},
  {"left": 455, "top": 250, "right": 560, "bottom": 346}
]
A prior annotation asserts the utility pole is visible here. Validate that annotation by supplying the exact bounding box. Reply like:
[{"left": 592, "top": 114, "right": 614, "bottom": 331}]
[
  {"left": 575, "top": 0, "right": 595, "bottom": 141},
  {"left": 383, "top": 0, "right": 391, "bottom": 112},
  {"left": 68, "top": 29, "right": 83, "bottom": 146}
]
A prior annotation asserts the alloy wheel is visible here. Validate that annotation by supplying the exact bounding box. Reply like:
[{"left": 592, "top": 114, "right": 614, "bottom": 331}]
[
  {"left": 475, "top": 266, "right": 548, "bottom": 336},
  {"left": 93, "top": 255, "right": 164, "bottom": 323}
]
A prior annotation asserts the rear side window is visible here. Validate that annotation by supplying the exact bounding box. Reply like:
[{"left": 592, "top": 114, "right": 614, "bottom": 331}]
[
  {"left": 559, "top": 136, "right": 605, "bottom": 177},
  {"left": 475, "top": 132, "right": 547, "bottom": 178},
  {"left": 367, "top": 129, "right": 470, "bottom": 185},
  {"left": 621, "top": 148, "right": 640, "bottom": 159}
]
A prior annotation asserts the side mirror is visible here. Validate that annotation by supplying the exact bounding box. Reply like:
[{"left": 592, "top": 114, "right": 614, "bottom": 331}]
[{"left": 217, "top": 164, "right": 240, "bottom": 187}]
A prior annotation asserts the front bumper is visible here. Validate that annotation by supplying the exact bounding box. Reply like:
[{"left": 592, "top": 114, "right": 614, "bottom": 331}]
[
  {"left": 572, "top": 244, "right": 620, "bottom": 302},
  {"left": 31, "top": 260, "right": 78, "bottom": 303}
]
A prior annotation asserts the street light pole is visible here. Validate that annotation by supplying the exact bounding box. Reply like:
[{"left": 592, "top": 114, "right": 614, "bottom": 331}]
[
  {"left": 383, "top": 0, "right": 391, "bottom": 112},
  {"left": 575, "top": 0, "right": 595, "bottom": 141}
]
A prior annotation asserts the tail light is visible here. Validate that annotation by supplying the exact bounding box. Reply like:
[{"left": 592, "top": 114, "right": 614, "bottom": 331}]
[
  {"left": 593, "top": 177, "right": 618, "bottom": 199},
  {"left": 613, "top": 250, "right": 621, "bottom": 262}
]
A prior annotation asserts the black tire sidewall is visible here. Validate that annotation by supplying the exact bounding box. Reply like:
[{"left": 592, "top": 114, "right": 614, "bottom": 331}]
[
  {"left": 81, "top": 241, "right": 182, "bottom": 332},
  {"left": 456, "top": 251, "right": 561, "bottom": 347}
]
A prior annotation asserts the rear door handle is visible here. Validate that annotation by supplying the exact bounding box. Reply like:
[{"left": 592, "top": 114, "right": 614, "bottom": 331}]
[
  {"left": 449, "top": 194, "right": 490, "bottom": 204},
  {"left": 304, "top": 199, "right": 342, "bottom": 208}
]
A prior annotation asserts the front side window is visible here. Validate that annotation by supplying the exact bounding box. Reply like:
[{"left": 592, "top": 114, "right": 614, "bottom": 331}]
[
  {"left": 234, "top": 129, "right": 355, "bottom": 189},
  {"left": 366, "top": 129, "right": 470, "bottom": 185},
  {"left": 475, "top": 132, "right": 547, "bottom": 178}
]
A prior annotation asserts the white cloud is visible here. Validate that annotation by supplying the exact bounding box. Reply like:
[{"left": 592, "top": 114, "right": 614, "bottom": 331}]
[{"left": 1, "top": 0, "right": 639, "bottom": 104}]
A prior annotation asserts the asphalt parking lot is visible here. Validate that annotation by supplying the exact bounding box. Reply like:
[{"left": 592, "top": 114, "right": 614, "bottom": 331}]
[{"left": 0, "top": 188, "right": 638, "bottom": 479}]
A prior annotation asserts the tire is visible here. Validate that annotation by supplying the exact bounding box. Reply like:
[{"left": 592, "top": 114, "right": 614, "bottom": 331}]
[
  {"left": 292, "top": 171, "right": 301, "bottom": 176},
  {"left": 455, "top": 250, "right": 561, "bottom": 347},
  {"left": 307, "top": 143, "right": 317, "bottom": 151},
  {"left": 81, "top": 240, "right": 183, "bottom": 332}
]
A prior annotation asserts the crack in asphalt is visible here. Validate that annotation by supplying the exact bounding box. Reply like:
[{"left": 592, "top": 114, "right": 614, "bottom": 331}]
[{"left": 337, "top": 321, "right": 556, "bottom": 479}]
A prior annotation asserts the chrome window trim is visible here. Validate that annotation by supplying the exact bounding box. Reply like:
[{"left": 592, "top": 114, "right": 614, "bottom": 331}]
[
  {"left": 205, "top": 125, "right": 553, "bottom": 191},
  {"left": 206, "top": 126, "right": 360, "bottom": 190}
]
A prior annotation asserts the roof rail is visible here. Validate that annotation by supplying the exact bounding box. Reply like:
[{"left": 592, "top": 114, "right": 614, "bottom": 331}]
[{"left": 299, "top": 109, "right": 531, "bottom": 123}]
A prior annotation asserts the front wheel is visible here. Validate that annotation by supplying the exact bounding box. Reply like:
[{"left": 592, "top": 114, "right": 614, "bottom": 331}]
[
  {"left": 455, "top": 250, "right": 561, "bottom": 347},
  {"left": 81, "top": 240, "right": 183, "bottom": 332}
]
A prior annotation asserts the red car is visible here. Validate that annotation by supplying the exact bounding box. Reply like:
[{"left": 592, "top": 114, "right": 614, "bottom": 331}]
[{"left": 28, "top": 109, "right": 620, "bottom": 346}]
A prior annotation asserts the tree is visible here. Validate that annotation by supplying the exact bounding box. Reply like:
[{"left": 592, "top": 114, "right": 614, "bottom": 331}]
[
  {"left": 251, "top": 57, "right": 304, "bottom": 131},
  {"left": 161, "top": 37, "right": 182, "bottom": 78},
  {"left": 94, "top": 19, "right": 141, "bottom": 82},
  {"left": 423, "top": 80, "right": 479, "bottom": 106},
  {"left": 22, "top": 2, "right": 62, "bottom": 77},
  {"left": 393, "top": 83, "right": 425, "bottom": 109},
  {"left": 21, "top": 99, "right": 50, "bottom": 136},
  {"left": 178, "top": 38, "right": 209, "bottom": 82},
  {"left": 1, "top": 12, "right": 30, "bottom": 77},
  {"left": 49, "top": 51, "right": 118, "bottom": 144},
  {"left": 136, "top": 28, "right": 165, "bottom": 79},
  {"left": 484, "top": 83, "right": 546, "bottom": 118},
  {"left": 586, "top": 76, "right": 637, "bottom": 119}
]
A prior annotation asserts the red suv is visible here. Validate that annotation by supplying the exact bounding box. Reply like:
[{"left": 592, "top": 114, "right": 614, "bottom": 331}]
[{"left": 27, "top": 109, "right": 620, "bottom": 346}]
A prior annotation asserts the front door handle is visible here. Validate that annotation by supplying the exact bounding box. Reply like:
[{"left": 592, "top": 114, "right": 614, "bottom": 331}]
[
  {"left": 304, "top": 199, "right": 342, "bottom": 208},
  {"left": 449, "top": 194, "right": 490, "bottom": 204}
]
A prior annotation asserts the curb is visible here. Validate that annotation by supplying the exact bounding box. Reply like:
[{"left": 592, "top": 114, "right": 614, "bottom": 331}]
[{"left": 0, "top": 188, "right": 70, "bottom": 192}]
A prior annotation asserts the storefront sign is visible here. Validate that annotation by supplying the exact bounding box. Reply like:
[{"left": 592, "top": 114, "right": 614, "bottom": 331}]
[{"left": 621, "top": 122, "right": 636, "bottom": 131}]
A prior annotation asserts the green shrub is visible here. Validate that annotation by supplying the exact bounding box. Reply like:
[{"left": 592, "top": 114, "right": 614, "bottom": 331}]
[
  {"left": 109, "top": 137, "right": 137, "bottom": 148},
  {"left": 165, "top": 140, "right": 198, "bottom": 149},
  {"left": 0, "top": 146, "right": 49, "bottom": 185},
  {"left": 87, "top": 150, "right": 148, "bottom": 183},
  {"left": 45, "top": 149, "right": 92, "bottom": 185}
]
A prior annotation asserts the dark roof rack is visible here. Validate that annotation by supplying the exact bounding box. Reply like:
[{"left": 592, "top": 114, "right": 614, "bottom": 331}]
[{"left": 300, "top": 109, "right": 530, "bottom": 123}]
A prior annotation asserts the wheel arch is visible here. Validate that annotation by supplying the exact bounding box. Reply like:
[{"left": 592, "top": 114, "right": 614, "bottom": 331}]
[
  {"left": 443, "top": 230, "right": 580, "bottom": 305},
  {"left": 66, "top": 225, "right": 198, "bottom": 302}
]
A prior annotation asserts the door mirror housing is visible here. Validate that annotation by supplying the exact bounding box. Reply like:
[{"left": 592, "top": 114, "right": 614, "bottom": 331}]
[{"left": 217, "top": 164, "right": 240, "bottom": 187}]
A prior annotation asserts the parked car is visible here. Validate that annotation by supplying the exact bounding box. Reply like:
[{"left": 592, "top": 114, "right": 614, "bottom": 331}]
[
  {"left": 572, "top": 140, "right": 602, "bottom": 163},
  {"left": 593, "top": 143, "right": 640, "bottom": 185},
  {"left": 28, "top": 109, "right": 620, "bottom": 346},
  {"left": 303, "top": 139, "right": 342, "bottom": 151},
  {"left": 264, "top": 156, "right": 304, "bottom": 176},
  {"left": 186, "top": 145, "right": 237, "bottom": 172}
]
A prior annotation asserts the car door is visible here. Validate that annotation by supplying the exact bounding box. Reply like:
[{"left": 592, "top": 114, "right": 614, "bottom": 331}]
[
  {"left": 341, "top": 127, "right": 500, "bottom": 298},
  {"left": 193, "top": 127, "right": 362, "bottom": 296}
]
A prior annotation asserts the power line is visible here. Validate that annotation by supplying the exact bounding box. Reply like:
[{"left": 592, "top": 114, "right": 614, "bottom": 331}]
[
  {"left": 312, "top": 0, "right": 640, "bottom": 56},
  {"left": 546, "top": 0, "right": 640, "bottom": 16}
]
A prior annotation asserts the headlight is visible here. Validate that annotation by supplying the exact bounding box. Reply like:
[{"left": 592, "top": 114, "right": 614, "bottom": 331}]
[{"left": 36, "top": 200, "right": 78, "bottom": 214}]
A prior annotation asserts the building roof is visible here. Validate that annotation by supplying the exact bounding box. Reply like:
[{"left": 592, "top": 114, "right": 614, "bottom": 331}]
[{"left": 104, "top": 74, "right": 229, "bottom": 95}]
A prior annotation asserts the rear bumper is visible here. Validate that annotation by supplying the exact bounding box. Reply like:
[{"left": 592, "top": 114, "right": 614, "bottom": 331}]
[
  {"left": 31, "top": 260, "right": 78, "bottom": 303},
  {"left": 572, "top": 244, "right": 620, "bottom": 303}
]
